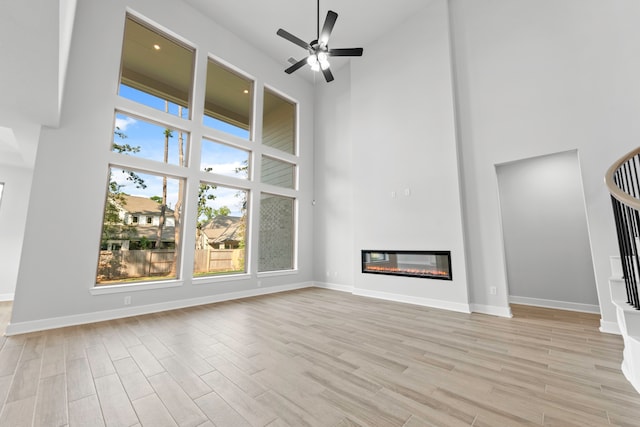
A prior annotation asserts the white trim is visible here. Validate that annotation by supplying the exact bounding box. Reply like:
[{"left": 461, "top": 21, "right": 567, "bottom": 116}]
[
  {"left": 470, "top": 303, "right": 512, "bottom": 318},
  {"left": 600, "top": 320, "right": 621, "bottom": 335},
  {"left": 257, "top": 269, "right": 298, "bottom": 278},
  {"left": 622, "top": 358, "right": 640, "bottom": 394},
  {"left": 313, "top": 282, "right": 354, "bottom": 293},
  {"left": 352, "top": 288, "right": 471, "bottom": 314},
  {"left": 5, "top": 282, "right": 313, "bottom": 336},
  {"left": 509, "top": 295, "right": 600, "bottom": 314},
  {"left": 90, "top": 280, "right": 183, "bottom": 295},
  {"left": 0, "top": 293, "right": 14, "bottom": 302}
]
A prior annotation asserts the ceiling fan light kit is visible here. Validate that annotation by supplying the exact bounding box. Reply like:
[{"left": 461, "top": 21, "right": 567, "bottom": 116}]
[{"left": 277, "top": 0, "right": 363, "bottom": 82}]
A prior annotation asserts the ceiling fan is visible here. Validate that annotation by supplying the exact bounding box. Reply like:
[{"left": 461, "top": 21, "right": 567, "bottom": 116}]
[{"left": 276, "top": 0, "right": 363, "bottom": 82}]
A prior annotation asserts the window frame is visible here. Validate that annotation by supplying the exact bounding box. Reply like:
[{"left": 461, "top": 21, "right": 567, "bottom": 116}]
[{"left": 93, "top": 12, "right": 303, "bottom": 294}]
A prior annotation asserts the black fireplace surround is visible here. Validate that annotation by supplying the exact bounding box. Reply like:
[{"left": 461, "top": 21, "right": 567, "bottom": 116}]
[{"left": 361, "top": 250, "right": 452, "bottom": 280}]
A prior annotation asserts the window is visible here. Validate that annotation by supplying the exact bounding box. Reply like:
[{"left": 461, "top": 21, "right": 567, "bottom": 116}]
[
  {"left": 113, "top": 112, "right": 188, "bottom": 167},
  {"left": 119, "top": 16, "right": 193, "bottom": 118},
  {"left": 258, "top": 193, "right": 295, "bottom": 272},
  {"left": 201, "top": 139, "right": 249, "bottom": 179},
  {"left": 97, "top": 14, "right": 301, "bottom": 288},
  {"left": 261, "top": 156, "right": 295, "bottom": 189},
  {"left": 203, "top": 59, "right": 252, "bottom": 139},
  {"left": 194, "top": 184, "right": 247, "bottom": 277},
  {"left": 263, "top": 88, "right": 296, "bottom": 154},
  {"left": 96, "top": 167, "right": 184, "bottom": 284}
]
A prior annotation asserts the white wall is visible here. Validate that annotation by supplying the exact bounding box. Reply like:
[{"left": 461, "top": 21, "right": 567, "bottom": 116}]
[
  {"left": 9, "top": 0, "right": 314, "bottom": 332},
  {"left": 347, "top": 0, "right": 470, "bottom": 311},
  {"left": 0, "top": 165, "right": 33, "bottom": 300},
  {"left": 313, "top": 65, "right": 356, "bottom": 290},
  {"left": 496, "top": 150, "right": 599, "bottom": 310},
  {"left": 450, "top": 0, "right": 640, "bottom": 329}
]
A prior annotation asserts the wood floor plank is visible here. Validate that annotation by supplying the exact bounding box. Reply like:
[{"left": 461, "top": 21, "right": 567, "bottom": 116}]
[
  {"left": 200, "top": 370, "right": 277, "bottom": 427},
  {"left": 0, "top": 396, "right": 36, "bottom": 427},
  {"left": 131, "top": 393, "right": 178, "bottom": 427},
  {"left": 33, "top": 374, "right": 67, "bottom": 427},
  {"left": 40, "top": 344, "right": 65, "bottom": 379},
  {"left": 66, "top": 357, "right": 96, "bottom": 403},
  {"left": 6, "top": 357, "right": 42, "bottom": 403},
  {"left": 0, "top": 289, "right": 638, "bottom": 427},
  {"left": 147, "top": 371, "right": 208, "bottom": 427},
  {"left": 69, "top": 394, "right": 105, "bottom": 427},
  {"left": 68, "top": 394, "right": 105, "bottom": 427},
  {"left": 113, "top": 357, "right": 155, "bottom": 402},
  {"left": 194, "top": 391, "right": 252, "bottom": 427},
  {"left": 94, "top": 373, "right": 139, "bottom": 427},
  {"left": 158, "top": 355, "right": 212, "bottom": 400},
  {"left": 127, "top": 344, "right": 165, "bottom": 378},
  {"left": 0, "top": 345, "right": 23, "bottom": 376}
]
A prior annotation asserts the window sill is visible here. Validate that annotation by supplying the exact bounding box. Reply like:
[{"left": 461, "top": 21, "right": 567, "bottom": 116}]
[
  {"left": 90, "top": 279, "right": 183, "bottom": 295},
  {"left": 257, "top": 269, "right": 298, "bottom": 278}
]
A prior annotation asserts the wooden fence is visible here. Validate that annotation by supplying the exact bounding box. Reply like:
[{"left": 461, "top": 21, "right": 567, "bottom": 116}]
[{"left": 97, "top": 249, "right": 244, "bottom": 281}]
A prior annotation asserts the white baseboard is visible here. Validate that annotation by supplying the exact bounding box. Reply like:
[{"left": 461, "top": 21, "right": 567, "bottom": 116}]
[
  {"left": 509, "top": 295, "right": 600, "bottom": 314},
  {"left": 5, "top": 282, "right": 314, "bottom": 336},
  {"left": 600, "top": 319, "right": 621, "bottom": 335},
  {"left": 313, "top": 282, "right": 354, "bottom": 293},
  {"left": 352, "top": 288, "right": 471, "bottom": 314},
  {"left": 0, "top": 293, "right": 14, "bottom": 302},
  {"left": 470, "top": 303, "right": 512, "bottom": 318}
]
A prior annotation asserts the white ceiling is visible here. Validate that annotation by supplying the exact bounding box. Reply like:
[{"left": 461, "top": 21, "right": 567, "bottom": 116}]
[{"left": 181, "top": 0, "right": 430, "bottom": 80}]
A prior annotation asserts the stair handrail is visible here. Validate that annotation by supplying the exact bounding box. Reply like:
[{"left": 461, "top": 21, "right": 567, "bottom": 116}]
[
  {"left": 605, "top": 146, "right": 640, "bottom": 210},
  {"left": 606, "top": 146, "right": 640, "bottom": 310}
]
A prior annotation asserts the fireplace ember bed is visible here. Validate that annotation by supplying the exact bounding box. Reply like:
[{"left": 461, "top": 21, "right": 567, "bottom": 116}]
[{"left": 361, "top": 250, "right": 452, "bottom": 280}]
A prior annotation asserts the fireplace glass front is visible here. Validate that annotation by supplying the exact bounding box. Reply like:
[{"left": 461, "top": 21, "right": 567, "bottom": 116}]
[{"left": 361, "top": 250, "right": 452, "bottom": 280}]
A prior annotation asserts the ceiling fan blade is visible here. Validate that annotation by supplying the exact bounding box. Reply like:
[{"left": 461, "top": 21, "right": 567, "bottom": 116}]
[
  {"left": 319, "top": 11, "right": 338, "bottom": 45},
  {"left": 277, "top": 29, "right": 312, "bottom": 50},
  {"left": 285, "top": 57, "right": 309, "bottom": 74},
  {"left": 321, "top": 66, "right": 334, "bottom": 83},
  {"left": 329, "top": 48, "right": 364, "bottom": 57}
]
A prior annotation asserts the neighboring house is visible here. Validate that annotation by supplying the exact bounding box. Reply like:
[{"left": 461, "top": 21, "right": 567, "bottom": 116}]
[
  {"left": 198, "top": 216, "right": 243, "bottom": 250},
  {"left": 104, "top": 194, "right": 176, "bottom": 250}
]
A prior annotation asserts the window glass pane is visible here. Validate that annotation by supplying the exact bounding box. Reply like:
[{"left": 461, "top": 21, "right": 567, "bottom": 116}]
[
  {"left": 97, "top": 167, "right": 184, "bottom": 285},
  {"left": 262, "top": 89, "right": 296, "bottom": 154},
  {"left": 194, "top": 184, "right": 247, "bottom": 276},
  {"left": 204, "top": 59, "right": 252, "bottom": 139},
  {"left": 259, "top": 193, "right": 294, "bottom": 272},
  {"left": 113, "top": 112, "right": 188, "bottom": 166},
  {"left": 119, "top": 16, "right": 193, "bottom": 117},
  {"left": 201, "top": 139, "right": 249, "bottom": 180},
  {"left": 261, "top": 156, "right": 295, "bottom": 189}
]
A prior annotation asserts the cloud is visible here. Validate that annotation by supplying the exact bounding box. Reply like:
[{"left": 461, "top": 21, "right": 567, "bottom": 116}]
[{"left": 114, "top": 116, "right": 137, "bottom": 132}]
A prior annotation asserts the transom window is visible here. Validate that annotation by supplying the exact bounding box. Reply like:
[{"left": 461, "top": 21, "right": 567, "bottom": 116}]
[{"left": 96, "top": 14, "right": 299, "bottom": 287}]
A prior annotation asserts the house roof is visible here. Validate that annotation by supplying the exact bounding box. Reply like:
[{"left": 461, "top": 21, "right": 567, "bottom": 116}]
[
  {"left": 202, "top": 216, "right": 243, "bottom": 243},
  {"left": 120, "top": 195, "right": 174, "bottom": 215}
]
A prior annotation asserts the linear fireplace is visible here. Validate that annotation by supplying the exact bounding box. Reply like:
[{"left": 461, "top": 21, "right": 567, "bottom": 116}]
[{"left": 361, "top": 250, "right": 452, "bottom": 280}]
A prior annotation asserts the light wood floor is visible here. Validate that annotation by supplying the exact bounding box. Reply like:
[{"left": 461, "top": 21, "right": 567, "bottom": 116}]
[{"left": 0, "top": 289, "right": 639, "bottom": 426}]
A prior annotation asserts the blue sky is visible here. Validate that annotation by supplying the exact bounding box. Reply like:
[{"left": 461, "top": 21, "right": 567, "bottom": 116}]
[{"left": 114, "top": 85, "right": 249, "bottom": 217}]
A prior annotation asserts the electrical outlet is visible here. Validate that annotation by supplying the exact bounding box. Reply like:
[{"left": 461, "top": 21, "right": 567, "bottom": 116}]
[
  {"left": 489, "top": 287, "right": 497, "bottom": 295},
  {"left": 124, "top": 296, "right": 132, "bottom": 305}
]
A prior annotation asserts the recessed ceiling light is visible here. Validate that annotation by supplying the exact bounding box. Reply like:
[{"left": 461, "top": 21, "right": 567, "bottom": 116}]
[
  {"left": 153, "top": 44, "right": 161, "bottom": 50},
  {"left": 243, "top": 89, "right": 249, "bottom": 94}
]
